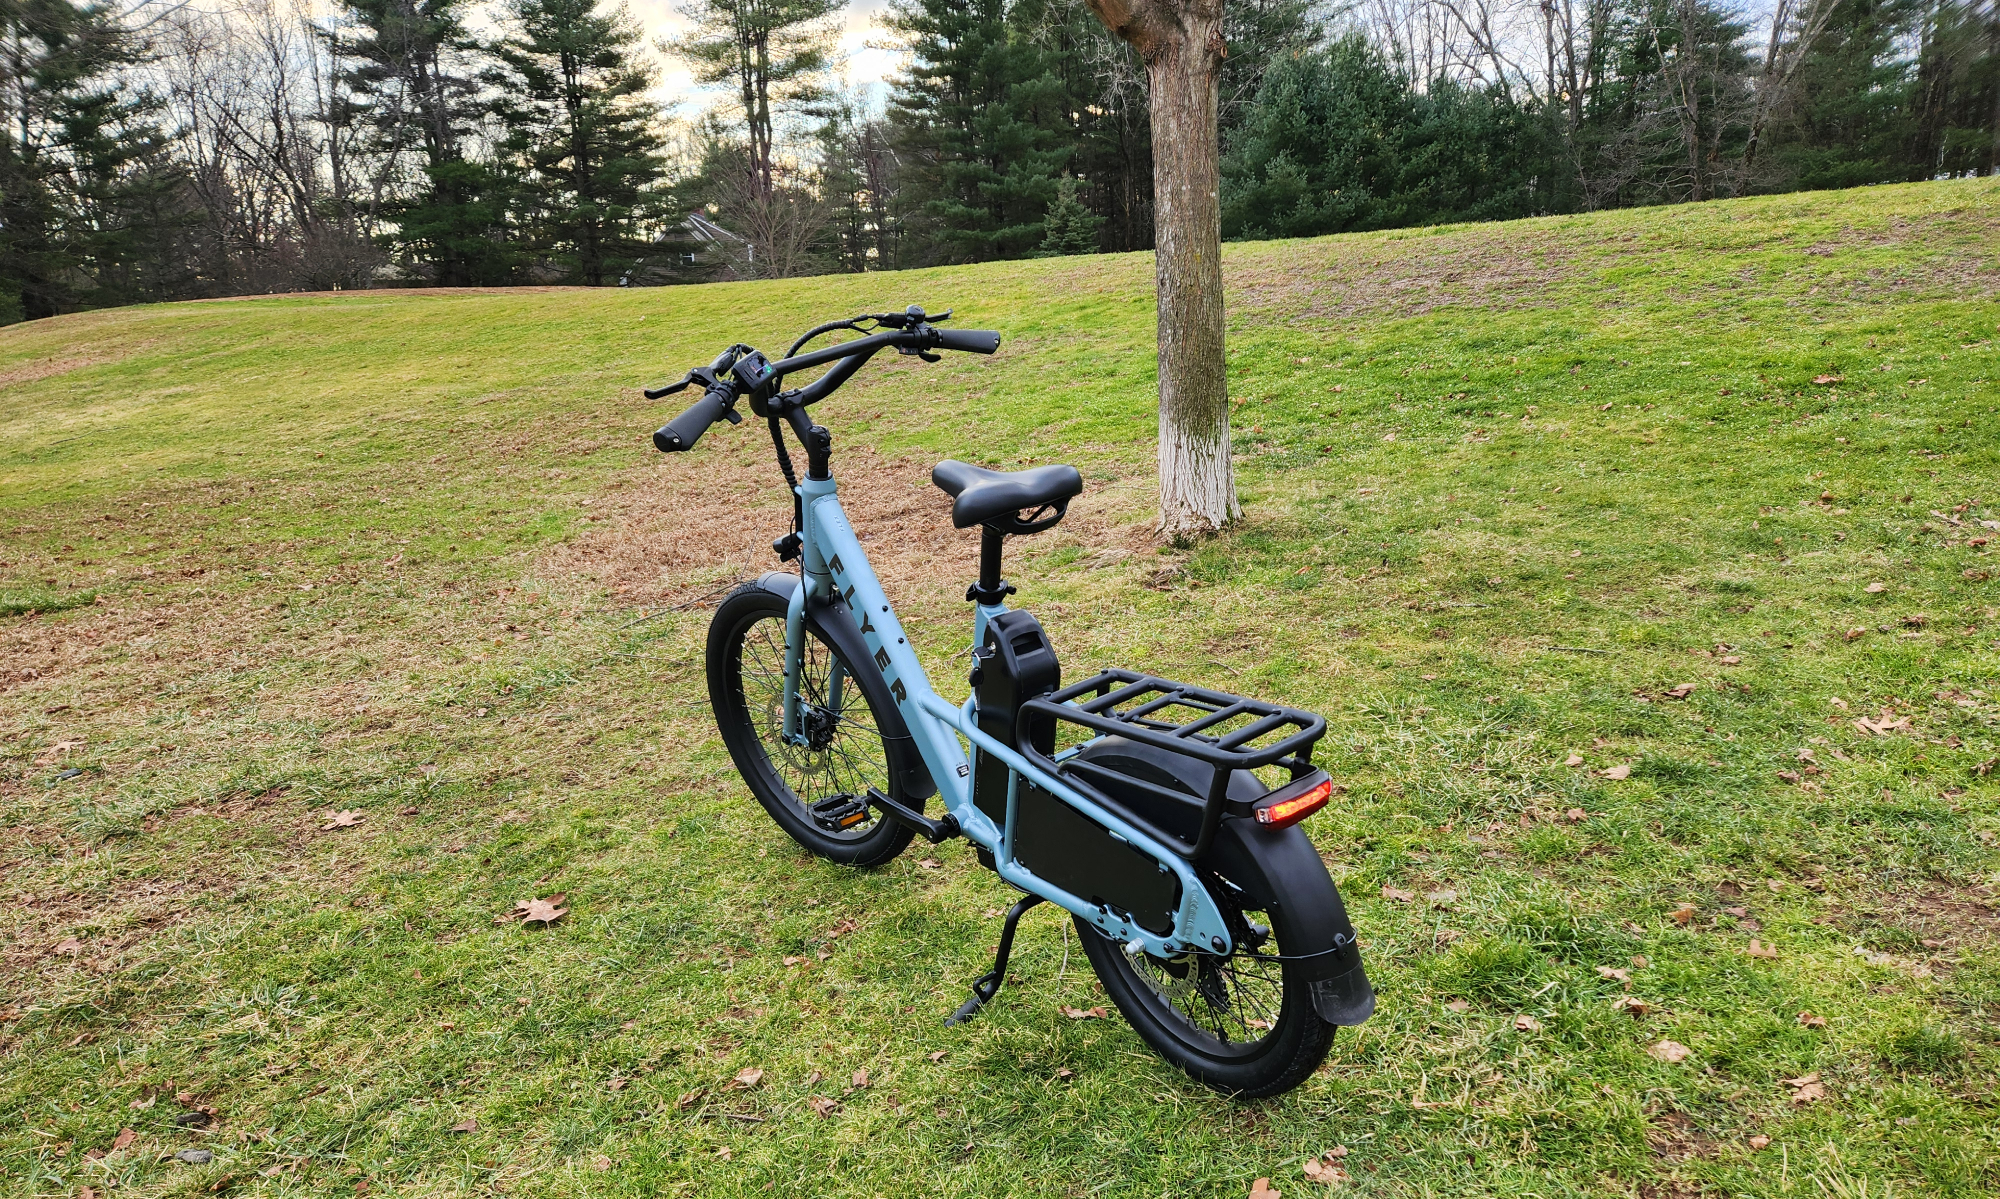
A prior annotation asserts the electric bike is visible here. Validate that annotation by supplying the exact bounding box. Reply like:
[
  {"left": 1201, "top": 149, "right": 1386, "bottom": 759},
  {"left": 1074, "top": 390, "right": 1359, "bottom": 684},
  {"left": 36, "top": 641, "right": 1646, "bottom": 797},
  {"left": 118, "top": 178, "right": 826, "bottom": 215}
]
[{"left": 646, "top": 306, "right": 1374, "bottom": 1097}]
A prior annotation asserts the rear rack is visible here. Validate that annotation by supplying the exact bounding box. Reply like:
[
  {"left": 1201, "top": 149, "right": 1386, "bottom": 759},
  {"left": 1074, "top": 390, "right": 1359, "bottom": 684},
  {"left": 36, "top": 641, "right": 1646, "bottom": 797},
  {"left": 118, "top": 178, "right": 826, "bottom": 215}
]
[{"left": 1016, "top": 669, "right": 1327, "bottom": 858}]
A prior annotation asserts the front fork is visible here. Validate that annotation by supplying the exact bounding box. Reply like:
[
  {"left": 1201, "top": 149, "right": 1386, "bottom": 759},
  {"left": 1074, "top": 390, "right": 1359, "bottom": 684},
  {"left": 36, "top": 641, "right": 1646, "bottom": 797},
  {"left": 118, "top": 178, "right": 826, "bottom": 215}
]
[{"left": 779, "top": 573, "right": 845, "bottom": 747}]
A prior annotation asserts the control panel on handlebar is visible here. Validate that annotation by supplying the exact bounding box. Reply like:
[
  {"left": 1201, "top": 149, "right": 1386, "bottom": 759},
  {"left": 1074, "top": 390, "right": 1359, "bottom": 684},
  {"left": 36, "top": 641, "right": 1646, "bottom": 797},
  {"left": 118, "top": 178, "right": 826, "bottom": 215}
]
[{"left": 644, "top": 305, "right": 999, "bottom": 456}]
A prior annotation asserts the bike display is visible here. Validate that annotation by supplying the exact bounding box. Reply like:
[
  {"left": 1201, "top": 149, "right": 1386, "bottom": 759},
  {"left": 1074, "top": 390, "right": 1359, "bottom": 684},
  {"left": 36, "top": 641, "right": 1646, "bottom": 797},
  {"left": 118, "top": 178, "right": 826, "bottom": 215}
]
[{"left": 646, "top": 306, "right": 1374, "bottom": 1097}]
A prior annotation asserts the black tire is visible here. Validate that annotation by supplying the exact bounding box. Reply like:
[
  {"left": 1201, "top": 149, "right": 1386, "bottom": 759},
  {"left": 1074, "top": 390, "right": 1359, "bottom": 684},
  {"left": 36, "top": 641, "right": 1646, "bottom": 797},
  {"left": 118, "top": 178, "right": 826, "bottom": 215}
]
[
  {"left": 707, "top": 582, "right": 916, "bottom": 867},
  {"left": 1076, "top": 874, "right": 1336, "bottom": 1098}
]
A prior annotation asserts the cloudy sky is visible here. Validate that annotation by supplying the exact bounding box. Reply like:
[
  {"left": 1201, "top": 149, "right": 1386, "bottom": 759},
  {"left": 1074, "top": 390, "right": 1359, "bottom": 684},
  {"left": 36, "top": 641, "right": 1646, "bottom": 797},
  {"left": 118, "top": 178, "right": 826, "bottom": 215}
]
[{"left": 620, "top": 0, "right": 901, "bottom": 117}]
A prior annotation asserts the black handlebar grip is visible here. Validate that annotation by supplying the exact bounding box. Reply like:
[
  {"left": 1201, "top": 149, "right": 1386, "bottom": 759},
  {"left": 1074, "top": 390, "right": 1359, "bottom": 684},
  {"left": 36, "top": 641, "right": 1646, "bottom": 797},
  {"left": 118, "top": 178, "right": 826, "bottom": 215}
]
[
  {"left": 653, "top": 388, "right": 732, "bottom": 453},
  {"left": 933, "top": 328, "right": 1001, "bottom": 354}
]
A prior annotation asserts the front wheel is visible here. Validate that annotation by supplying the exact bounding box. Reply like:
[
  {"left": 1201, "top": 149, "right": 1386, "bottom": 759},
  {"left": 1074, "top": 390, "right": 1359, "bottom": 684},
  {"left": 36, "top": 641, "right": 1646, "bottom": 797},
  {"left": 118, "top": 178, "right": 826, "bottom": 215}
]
[
  {"left": 706, "top": 581, "right": 915, "bottom": 867},
  {"left": 1076, "top": 874, "right": 1336, "bottom": 1098}
]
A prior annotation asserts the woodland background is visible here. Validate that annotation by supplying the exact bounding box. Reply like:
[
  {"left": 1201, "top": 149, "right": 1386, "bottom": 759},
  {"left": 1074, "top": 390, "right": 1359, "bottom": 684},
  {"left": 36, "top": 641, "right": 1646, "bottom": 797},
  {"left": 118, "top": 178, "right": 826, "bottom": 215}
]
[{"left": 2, "top": 0, "right": 1997, "bottom": 322}]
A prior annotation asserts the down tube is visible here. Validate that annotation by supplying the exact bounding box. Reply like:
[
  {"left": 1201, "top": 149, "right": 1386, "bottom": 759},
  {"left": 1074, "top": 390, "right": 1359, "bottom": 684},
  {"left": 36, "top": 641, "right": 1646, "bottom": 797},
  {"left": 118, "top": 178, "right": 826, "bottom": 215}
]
[{"left": 804, "top": 494, "right": 975, "bottom": 816}]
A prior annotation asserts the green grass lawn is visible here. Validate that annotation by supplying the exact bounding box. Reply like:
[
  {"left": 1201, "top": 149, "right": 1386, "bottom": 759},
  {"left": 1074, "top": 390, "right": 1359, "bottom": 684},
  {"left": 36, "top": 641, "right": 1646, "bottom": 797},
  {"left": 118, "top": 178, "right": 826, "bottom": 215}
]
[{"left": 3, "top": 178, "right": 1997, "bottom": 1199}]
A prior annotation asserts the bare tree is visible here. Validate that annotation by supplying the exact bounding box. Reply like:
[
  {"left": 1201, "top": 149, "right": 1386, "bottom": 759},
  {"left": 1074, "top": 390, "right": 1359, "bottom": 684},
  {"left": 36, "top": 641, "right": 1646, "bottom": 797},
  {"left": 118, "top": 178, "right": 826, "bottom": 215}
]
[
  {"left": 1741, "top": 0, "right": 1839, "bottom": 167},
  {"left": 702, "top": 150, "right": 830, "bottom": 278},
  {"left": 1081, "top": 0, "right": 1238, "bottom": 537}
]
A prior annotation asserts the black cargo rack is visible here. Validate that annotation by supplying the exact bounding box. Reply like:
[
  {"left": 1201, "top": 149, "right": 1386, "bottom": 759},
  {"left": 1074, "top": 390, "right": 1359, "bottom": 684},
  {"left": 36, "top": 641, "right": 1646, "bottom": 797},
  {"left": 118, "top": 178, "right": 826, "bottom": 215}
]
[{"left": 1016, "top": 669, "right": 1327, "bottom": 858}]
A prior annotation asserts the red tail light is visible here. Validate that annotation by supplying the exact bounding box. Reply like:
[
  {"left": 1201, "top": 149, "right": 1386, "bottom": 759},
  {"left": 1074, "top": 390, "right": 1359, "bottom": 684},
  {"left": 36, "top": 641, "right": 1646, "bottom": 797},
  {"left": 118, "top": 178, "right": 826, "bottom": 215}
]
[{"left": 1253, "top": 775, "right": 1333, "bottom": 828}]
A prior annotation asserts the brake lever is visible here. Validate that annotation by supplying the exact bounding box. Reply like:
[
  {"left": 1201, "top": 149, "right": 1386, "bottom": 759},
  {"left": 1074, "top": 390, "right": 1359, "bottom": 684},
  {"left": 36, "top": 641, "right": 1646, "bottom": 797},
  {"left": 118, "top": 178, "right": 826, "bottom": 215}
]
[{"left": 643, "top": 370, "right": 697, "bottom": 401}]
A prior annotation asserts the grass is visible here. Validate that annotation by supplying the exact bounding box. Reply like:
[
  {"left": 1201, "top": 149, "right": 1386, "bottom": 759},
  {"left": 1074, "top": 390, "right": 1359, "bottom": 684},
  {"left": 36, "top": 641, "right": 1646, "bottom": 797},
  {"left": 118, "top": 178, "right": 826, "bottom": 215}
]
[{"left": 2, "top": 177, "right": 1997, "bottom": 1198}]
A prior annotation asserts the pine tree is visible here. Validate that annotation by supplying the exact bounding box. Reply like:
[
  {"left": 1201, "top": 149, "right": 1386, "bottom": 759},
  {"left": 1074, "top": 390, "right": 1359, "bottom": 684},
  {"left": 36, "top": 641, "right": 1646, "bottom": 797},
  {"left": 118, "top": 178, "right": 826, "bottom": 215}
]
[
  {"left": 492, "top": 0, "right": 668, "bottom": 285},
  {"left": 1, "top": 0, "right": 203, "bottom": 322},
  {"left": 885, "top": 0, "right": 1073, "bottom": 262},
  {"left": 331, "top": 0, "right": 516, "bottom": 284},
  {"left": 1035, "top": 175, "right": 1102, "bottom": 254}
]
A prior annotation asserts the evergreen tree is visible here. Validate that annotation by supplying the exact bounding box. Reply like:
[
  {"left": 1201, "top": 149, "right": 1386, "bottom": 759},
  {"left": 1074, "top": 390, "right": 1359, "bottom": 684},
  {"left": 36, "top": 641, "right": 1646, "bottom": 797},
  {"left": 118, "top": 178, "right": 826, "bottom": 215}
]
[
  {"left": 665, "top": 0, "right": 842, "bottom": 200},
  {"left": 1035, "top": 174, "right": 1103, "bottom": 253},
  {"left": 885, "top": 0, "right": 1074, "bottom": 262},
  {"left": 492, "top": 0, "right": 668, "bottom": 285},
  {"left": 2, "top": 0, "right": 204, "bottom": 322},
  {"left": 331, "top": 0, "right": 515, "bottom": 283}
]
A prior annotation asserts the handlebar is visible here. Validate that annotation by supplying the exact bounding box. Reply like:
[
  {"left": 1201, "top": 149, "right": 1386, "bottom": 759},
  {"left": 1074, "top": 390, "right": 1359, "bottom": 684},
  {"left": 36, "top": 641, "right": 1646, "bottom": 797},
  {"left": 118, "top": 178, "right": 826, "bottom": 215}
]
[{"left": 643, "top": 312, "right": 1002, "bottom": 455}]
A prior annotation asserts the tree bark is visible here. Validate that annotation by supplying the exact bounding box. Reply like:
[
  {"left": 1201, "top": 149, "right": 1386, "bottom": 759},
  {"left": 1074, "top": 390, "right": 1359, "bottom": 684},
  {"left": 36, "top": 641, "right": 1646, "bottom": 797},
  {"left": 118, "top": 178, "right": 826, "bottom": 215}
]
[{"left": 1083, "top": 0, "right": 1238, "bottom": 538}]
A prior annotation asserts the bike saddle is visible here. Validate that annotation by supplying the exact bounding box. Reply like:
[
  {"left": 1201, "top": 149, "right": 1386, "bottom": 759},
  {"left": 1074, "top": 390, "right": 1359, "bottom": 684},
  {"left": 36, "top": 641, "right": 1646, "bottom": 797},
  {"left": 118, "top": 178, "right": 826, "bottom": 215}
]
[{"left": 931, "top": 460, "right": 1084, "bottom": 533}]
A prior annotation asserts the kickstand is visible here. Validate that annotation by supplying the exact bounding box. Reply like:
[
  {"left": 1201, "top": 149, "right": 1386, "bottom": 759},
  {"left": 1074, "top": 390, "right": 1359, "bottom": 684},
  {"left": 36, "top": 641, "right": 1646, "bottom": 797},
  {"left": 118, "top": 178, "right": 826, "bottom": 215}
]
[{"left": 945, "top": 895, "right": 1044, "bottom": 1026}]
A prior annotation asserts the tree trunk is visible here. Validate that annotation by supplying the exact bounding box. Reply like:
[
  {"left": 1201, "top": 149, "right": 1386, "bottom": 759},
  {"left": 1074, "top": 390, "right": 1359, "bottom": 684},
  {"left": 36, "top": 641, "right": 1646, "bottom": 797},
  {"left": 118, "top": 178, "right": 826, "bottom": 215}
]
[{"left": 1083, "top": 0, "right": 1238, "bottom": 538}]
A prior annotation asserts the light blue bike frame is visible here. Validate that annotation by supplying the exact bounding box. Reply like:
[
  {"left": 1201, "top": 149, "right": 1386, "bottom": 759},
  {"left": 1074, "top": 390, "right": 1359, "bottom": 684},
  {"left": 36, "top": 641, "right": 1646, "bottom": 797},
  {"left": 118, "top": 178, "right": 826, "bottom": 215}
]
[{"left": 778, "top": 473, "right": 1234, "bottom": 958}]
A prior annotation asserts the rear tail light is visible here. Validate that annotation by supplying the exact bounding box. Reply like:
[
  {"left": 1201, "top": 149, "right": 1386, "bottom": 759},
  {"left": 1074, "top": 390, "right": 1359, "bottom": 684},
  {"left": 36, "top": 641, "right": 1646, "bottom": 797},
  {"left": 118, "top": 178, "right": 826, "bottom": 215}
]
[{"left": 1252, "top": 773, "right": 1334, "bottom": 828}]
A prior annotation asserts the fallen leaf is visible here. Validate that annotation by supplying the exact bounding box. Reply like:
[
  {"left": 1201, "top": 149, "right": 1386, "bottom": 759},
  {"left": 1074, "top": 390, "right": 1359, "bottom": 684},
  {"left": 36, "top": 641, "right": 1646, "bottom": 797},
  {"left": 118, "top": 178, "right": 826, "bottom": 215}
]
[
  {"left": 1514, "top": 1014, "right": 1540, "bottom": 1032},
  {"left": 1631, "top": 955, "right": 1650, "bottom": 968},
  {"left": 1427, "top": 889, "right": 1457, "bottom": 907},
  {"left": 1864, "top": 582, "right": 1886, "bottom": 593},
  {"left": 1380, "top": 885, "right": 1415, "bottom": 902},
  {"left": 1444, "top": 1000, "right": 1470, "bottom": 1013},
  {"left": 1595, "top": 966, "right": 1632, "bottom": 985},
  {"left": 714, "top": 1146, "right": 732, "bottom": 1161},
  {"left": 927, "top": 1050, "right": 947, "bottom": 1062},
  {"left": 1302, "top": 1155, "right": 1351, "bottom": 1185},
  {"left": 1671, "top": 904, "right": 1697, "bottom": 925},
  {"left": 851, "top": 1069, "right": 869, "bottom": 1088},
  {"left": 1813, "top": 374, "right": 1843, "bottom": 385},
  {"left": 732, "top": 1067, "right": 764, "bottom": 1089},
  {"left": 320, "top": 810, "right": 365, "bottom": 830},
  {"left": 1719, "top": 655, "right": 1741, "bottom": 665},
  {"left": 1746, "top": 939, "right": 1778, "bottom": 960},
  {"left": 591, "top": 1154, "right": 612, "bottom": 1172},
  {"left": 1055, "top": 1067, "right": 1074, "bottom": 1080},
  {"left": 1565, "top": 807, "right": 1587, "bottom": 822},
  {"left": 808, "top": 1096, "right": 839, "bottom": 1117},
  {"left": 129, "top": 1094, "right": 155, "bottom": 1110},
  {"left": 1563, "top": 754, "right": 1585, "bottom": 767},
  {"left": 1797, "top": 1012, "right": 1827, "bottom": 1029},
  {"left": 605, "top": 1076, "right": 627, "bottom": 1091},
  {"left": 1060, "top": 1005, "right": 1110, "bottom": 1019},
  {"left": 54, "top": 937, "right": 83, "bottom": 955},
  {"left": 511, "top": 895, "right": 567, "bottom": 926},
  {"left": 1663, "top": 683, "right": 1697, "bottom": 700},
  {"left": 1250, "top": 1178, "right": 1282, "bottom": 1199},
  {"left": 1749, "top": 1135, "right": 1771, "bottom": 1150},
  {"left": 676, "top": 1088, "right": 705, "bottom": 1110},
  {"left": 1601, "top": 763, "right": 1631, "bottom": 780},
  {"left": 918, "top": 858, "right": 941, "bottom": 870},
  {"left": 1783, "top": 1073, "right": 1825, "bottom": 1103},
  {"left": 1613, "top": 995, "right": 1652, "bottom": 1017},
  {"left": 782, "top": 956, "right": 803, "bottom": 967},
  {"left": 449, "top": 1119, "right": 478, "bottom": 1133},
  {"left": 110, "top": 1128, "right": 136, "bottom": 1153},
  {"left": 1648, "top": 1040, "right": 1692, "bottom": 1063},
  {"left": 803, "top": 1070, "right": 824, "bottom": 1087}
]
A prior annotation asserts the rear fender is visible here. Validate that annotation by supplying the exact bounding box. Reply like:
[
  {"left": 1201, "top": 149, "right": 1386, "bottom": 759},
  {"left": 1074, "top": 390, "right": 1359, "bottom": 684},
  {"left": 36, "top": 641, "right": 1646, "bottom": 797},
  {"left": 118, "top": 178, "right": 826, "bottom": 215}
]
[{"left": 1204, "top": 818, "right": 1375, "bottom": 1025}]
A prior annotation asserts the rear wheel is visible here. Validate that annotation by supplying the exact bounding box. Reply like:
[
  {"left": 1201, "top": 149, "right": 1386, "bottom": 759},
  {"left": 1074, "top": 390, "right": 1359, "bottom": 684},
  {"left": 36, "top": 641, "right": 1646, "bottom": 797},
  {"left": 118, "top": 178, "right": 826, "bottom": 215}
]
[
  {"left": 707, "top": 583, "right": 914, "bottom": 867},
  {"left": 1077, "top": 872, "right": 1335, "bottom": 1097}
]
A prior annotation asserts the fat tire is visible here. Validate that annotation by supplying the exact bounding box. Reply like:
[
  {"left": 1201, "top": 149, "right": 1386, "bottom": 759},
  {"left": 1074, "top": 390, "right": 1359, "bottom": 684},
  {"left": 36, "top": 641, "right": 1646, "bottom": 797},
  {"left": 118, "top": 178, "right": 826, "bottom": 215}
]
[{"left": 706, "top": 582, "right": 916, "bottom": 867}]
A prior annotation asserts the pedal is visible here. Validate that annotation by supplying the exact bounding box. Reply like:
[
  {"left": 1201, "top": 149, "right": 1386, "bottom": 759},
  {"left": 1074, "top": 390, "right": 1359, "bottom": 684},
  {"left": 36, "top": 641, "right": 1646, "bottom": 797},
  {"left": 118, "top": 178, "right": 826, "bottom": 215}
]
[{"left": 808, "top": 793, "right": 870, "bottom": 833}]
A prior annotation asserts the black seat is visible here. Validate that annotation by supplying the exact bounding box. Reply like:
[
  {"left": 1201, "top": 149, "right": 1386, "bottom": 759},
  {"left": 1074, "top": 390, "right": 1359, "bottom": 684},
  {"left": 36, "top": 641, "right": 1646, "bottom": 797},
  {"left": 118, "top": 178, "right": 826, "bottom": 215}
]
[{"left": 931, "top": 460, "right": 1084, "bottom": 531}]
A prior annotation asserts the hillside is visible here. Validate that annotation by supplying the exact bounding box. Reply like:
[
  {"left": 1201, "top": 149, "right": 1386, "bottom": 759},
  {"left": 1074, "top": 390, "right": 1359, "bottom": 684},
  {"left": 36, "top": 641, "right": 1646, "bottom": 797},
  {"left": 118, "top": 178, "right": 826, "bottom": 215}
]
[{"left": 2, "top": 179, "right": 1998, "bottom": 1197}]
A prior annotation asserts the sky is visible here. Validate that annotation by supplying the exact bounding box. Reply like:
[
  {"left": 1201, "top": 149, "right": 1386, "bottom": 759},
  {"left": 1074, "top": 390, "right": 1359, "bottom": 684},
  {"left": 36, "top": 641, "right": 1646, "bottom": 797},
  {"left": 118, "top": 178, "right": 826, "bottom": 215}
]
[{"left": 623, "top": 0, "right": 901, "bottom": 118}]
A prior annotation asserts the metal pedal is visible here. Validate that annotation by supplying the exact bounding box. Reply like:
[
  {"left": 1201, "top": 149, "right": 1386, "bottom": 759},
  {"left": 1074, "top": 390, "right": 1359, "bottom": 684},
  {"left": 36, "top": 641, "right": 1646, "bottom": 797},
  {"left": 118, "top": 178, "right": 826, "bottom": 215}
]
[{"left": 808, "top": 793, "right": 870, "bottom": 833}]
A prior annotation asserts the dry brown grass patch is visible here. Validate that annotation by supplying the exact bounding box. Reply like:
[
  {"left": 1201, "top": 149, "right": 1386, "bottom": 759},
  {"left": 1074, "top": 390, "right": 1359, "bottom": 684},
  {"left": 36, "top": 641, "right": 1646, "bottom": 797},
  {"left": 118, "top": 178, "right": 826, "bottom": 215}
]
[{"left": 547, "top": 444, "right": 1156, "bottom": 612}]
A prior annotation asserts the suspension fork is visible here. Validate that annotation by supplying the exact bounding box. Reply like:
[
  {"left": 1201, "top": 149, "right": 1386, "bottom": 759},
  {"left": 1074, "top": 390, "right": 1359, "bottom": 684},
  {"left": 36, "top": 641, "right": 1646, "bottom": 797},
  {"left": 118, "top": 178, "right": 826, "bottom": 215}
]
[{"left": 781, "top": 578, "right": 808, "bottom": 745}]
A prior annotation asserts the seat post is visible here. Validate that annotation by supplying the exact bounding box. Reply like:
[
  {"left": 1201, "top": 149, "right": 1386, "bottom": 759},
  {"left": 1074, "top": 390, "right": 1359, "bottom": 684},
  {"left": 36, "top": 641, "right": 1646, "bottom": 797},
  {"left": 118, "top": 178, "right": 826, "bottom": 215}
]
[{"left": 966, "top": 526, "right": 1013, "bottom": 605}]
